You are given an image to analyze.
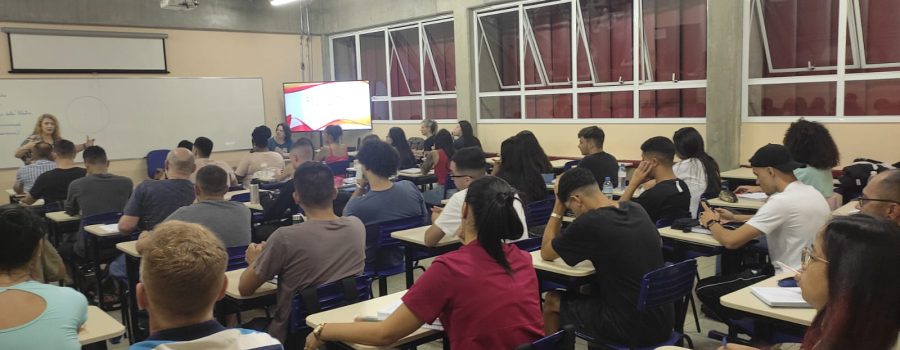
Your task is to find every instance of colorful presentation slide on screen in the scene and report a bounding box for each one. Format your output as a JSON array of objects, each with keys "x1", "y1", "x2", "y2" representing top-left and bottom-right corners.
[{"x1": 284, "y1": 81, "x2": 372, "y2": 131}]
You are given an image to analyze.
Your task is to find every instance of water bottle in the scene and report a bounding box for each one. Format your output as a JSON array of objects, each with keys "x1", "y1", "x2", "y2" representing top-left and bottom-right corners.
[
  {"x1": 617, "y1": 164, "x2": 627, "y2": 190},
  {"x1": 354, "y1": 159, "x2": 363, "y2": 180},
  {"x1": 602, "y1": 177, "x2": 614, "y2": 199},
  {"x1": 250, "y1": 183, "x2": 260, "y2": 204}
]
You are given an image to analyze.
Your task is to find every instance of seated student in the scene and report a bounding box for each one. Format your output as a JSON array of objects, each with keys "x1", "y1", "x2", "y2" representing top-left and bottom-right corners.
[
  {"x1": 262, "y1": 138, "x2": 316, "y2": 222},
  {"x1": 118, "y1": 148, "x2": 197, "y2": 235},
  {"x1": 424, "y1": 147, "x2": 529, "y2": 247},
  {"x1": 618, "y1": 136, "x2": 691, "y2": 224},
  {"x1": 672, "y1": 127, "x2": 721, "y2": 218},
  {"x1": 235, "y1": 126, "x2": 285, "y2": 188},
  {"x1": 137, "y1": 165, "x2": 251, "y2": 252},
  {"x1": 346, "y1": 140, "x2": 427, "y2": 225},
  {"x1": 65, "y1": 146, "x2": 133, "y2": 258},
  {"x1": 304, "y1": 176, "x2": 544, "y2": 349},
  {"x1": 131, "y1": 221, "x2": 282, "y2": 349},
  {"x1": 419, "y1": 118, "x2": 438, "y2": 152},
  {"x1": 314, "y1": 125, "x2": 349, "y2": 164},
  {"x1": 858, "y1": 169, "x2": 900, "y2": 226},
  {"x1": 386, "y1": 127, "x2": 417, "y2": 170},
  {"x1": 493, "y1": 135, "x2": 548, "y2": 203},
  {"x1": 24, "y1": 140, "x2": 87, "y2": 205},
  {"x1": 540, "y1": 168, "x2": 673, "y2": 346},
  {"x1": 517, "y1": 130, "x2": 553, "y2": 174},
  {"x1": 696, "y1": 144, "x2": 831, "y2": 323},
  {"x1": 177, "y1": 139, "x2": 193, "y2": 151},
  {"x1": 191, "y1": 136, "x2": 238, "y2": 188},
  {"x1": 451, "y1": 120, "x2": 482, "y2": 150},
  {"x1": 577, "y1": 126, "x2": 619, "y2": 187},
  {"x1": 239, "y1": 162, "x2": 365, "y2": 342},
  {"x1": 267, "y1": 123, "x2": 293, "y2": 154},
  {"x1": 0, "y1": 204, "x2": 88, "y2": 350},
  {"x1": 13, "y1": 141, "x2": 55, "y2": 195},
  {"x1": 718, "y1": 215, "x2": 900, "y2": 350},
  {"x1": 420, "y1": 129, "x2": 454, "y2": 203}
]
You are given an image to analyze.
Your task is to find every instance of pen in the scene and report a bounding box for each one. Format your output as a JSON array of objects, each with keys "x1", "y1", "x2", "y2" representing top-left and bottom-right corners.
[
  {"x1": 722, "y1": 335, "x2": 728, "y2": 349},
  {"x1": 775, "y1": 261, "x2": 801, "y2": 275}
]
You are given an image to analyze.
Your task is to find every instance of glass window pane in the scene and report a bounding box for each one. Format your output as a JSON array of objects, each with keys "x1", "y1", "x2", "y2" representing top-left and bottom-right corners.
[
  {"x1": 332, "y1": 36, "x2": 357, "y2": 81},
  {"x1": 360, "y1": 32, "x2": 387, "y2": 96},
  {"x1": 480, "y1": 96, "x2": 521, "y2": 119},
  {"x1": 478, "y1": 11, "x2": 520, "y2": 92},
  {"x1": 639, "y1": 88, "x2": 706, "y2": 118},
  {"x1": 578, "y1": 91, "x2": 634, "y2": 118},
  {"x1": 525, "y1": 94, "x2": 573, "y2": 119},
  {"x1": 391, "y1": 100, "x2": 423, "y2": 120},
  {"x1": 372, "y1": 101, "x2": 389, "y2": 121},
  {"x1": 641, "y1": 0, "x2": 707, "y2": 81},
  {"x1": 425, "y1": 98, "x2": 457, "y2": 120},
  {"x1": 578, "y1": 0, "x2": 634, "y2": 86},
  {"x1": 748, "y1": 83, "x2": 836, "y2": 116},
  {"x1": 525, "y1": 3, "x2": 572, "y2": 90},
  {"x1": 389, "y1": 28, "x2": 421, "y2": 97},
  {"x1": 850, "y1": 0, "x2": 900, "y2": 72},
  {"x1": 845, "y1": 79, "x2": 900, "y2": 115},
  {"x1": 424, "y1": 21, "x2": 456, "y2": 93}
]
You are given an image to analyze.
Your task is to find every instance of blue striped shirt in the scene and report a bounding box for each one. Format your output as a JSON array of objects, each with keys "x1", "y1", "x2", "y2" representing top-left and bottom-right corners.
[
  {"x1": 15, "y1": 159, "x2": 56, "y2": 193},
  {"x1": 130, "y1": 320, "x2": 282, "y2": 350}
]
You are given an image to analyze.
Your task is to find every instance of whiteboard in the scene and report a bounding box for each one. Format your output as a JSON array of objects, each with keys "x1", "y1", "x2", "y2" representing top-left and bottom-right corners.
[{"x1": 0, "y1": 78, "x2": 265, "y2": 169}]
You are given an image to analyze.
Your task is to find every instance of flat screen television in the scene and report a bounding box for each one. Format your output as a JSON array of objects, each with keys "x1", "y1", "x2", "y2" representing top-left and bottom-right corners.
[{"x1": 283, "y1": 81, "x2": 372, "y2": 132}]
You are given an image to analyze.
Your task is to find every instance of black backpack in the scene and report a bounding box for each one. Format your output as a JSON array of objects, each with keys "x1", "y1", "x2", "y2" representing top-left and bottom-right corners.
[{"x1": 838, "y1": 159, "x2": 895, "y2": 194}]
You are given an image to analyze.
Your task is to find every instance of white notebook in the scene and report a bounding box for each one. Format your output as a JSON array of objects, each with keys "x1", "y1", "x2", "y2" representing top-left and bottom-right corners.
[
  {"x1": 737, "y1": 192, "x2": 769, "y2": 201},
  {"x1": 750, "y1": 287, "x2": 811, "y2": 308},
  {"x1": 100, "y1": 223, "x2": 120, "y2": 234},
  {"x1": 399, "y1": 168, "x2": 421, "y2": 175}
]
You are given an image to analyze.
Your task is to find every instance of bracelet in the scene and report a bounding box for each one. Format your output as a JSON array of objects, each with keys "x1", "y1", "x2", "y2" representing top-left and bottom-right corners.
[
  {"x1": 550, "y1": 212, "x2": 563, "y2": 219},
  {"x1": 704, "y1": 218, "x2": 720, "y2": 228}
]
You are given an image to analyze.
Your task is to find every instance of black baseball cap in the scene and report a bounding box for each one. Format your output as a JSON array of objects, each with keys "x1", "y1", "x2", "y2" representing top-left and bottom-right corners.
[{"x1": 749, "y1": 144, "x2": 806, "y2": 173}]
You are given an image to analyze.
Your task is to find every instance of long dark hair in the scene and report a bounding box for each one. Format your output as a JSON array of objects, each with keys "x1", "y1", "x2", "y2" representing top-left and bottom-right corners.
[
  {"x1": 388, "y1": 127, "x2": 415, "y2": 166},
  {"x1": 433, "y1": 129, "x2": 455, "y2": 160},
  {"x1": 276, "y1": 122, "x2": 293, "y2": 143},
  {"x1": 802, "y1": 214, "x2": 900, "y2": 350},
  {"x1": 673, "y1": 127, "x2": 721, "y2": 197},
  {"x1": 0, "y1": 204, "x2": 44, "y2": 271},
  {"x1": 457, "y1": 121, "x2": 480, "y2": 149},
  {"x1": 784, "y1": 119, "x2": 840, "y2": 169},
  {"x1": 516, "y1": 130, "x2": 552, "y2": 173},
  {"x1": 464, "y1": 176, "x2": 524, "y2": 273},
  {"x1": 497, "y1": 136, "x2": 547, "y2": 203}
]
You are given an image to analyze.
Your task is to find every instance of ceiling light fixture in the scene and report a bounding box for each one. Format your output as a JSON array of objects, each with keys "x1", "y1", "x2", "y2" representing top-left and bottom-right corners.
[{"x1": 270, "y1": 0, "x2": 301, "y2": 6}]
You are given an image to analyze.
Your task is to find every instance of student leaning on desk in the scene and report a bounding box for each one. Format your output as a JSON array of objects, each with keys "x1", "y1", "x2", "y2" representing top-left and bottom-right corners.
[{"x1": 718, "y1": 215, "x2": 900, "y2": 350}]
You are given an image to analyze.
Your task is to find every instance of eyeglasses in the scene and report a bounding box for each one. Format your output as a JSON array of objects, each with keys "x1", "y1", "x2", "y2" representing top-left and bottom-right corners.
[
  {"x1": 858, "y1": 195, "x2": 900, "y2": 207},
  {"x1": 801, "y1": 246, "x2": 829, "y2": 267},
  {"x1": 449, "y1": 174, "x2": 470, "y2": 180}
]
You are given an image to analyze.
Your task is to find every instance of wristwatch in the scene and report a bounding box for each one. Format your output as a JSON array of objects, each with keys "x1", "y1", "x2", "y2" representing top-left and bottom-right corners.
[
  {"x1": 550, "y1": 212, "x2": 563, "y2": 219},
  {"x1": 704, "y1": 218, "x2": 720, "y2": 229}
]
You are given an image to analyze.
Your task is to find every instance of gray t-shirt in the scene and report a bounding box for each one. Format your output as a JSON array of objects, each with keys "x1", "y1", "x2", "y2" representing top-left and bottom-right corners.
[
  {"x1": 123, "y1": 179, "x2": 196, "y2": 231},
  {"x1": 343, "y1": 180, "x2": 427, "y2": 225},
  {"x1": 166, "y1": 200, "x2": 251, "y2": 248},
  {"x1": 253, "y1": 217, "x2": 365, "y2": 342},
  {"x1": 65, "y1": 173, "x2": 134, "y2": 217}
]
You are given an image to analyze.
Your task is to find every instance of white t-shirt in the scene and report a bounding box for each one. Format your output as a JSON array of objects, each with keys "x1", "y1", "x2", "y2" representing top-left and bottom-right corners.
[
  {"x1": 673, "y1": 158, "x2": 707, "y2": 219},
  {"x1": 434, "y1": 188, "x2": 529, "y2": 241},
  {"x1": 746, "y1": 181, "x2": 831, "y2": 272},
  {"x1": 234, "y1": 151, "x2": 285, "y2": 187}
]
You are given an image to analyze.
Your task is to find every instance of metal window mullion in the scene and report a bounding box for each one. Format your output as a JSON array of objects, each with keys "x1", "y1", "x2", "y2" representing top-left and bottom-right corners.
[
  {"x1": 632, "y1": 0, "x2": 641, "y2": 119},
  {"x1": 354, "y1": 34, "x2": 362, "y2": 80},
  {"x1": 847, "y1": 0, "x2": 863, "y2": 68},
  {"x1": 422, "y1": 25, "x2": 445, "y2": 93},
  {"x1": 836, "y1": 0, "x2": 849, "y2": 118},
  {"x1": 575, "y1": 0, "x2": 600, "y2": 85},
  {"x1": 742, "y1": 0, "x2": 753, "y2": 121},
  {"x1": 418, "y1": 24, "x2": 426, "y2": 119},
  {"x1": 519, "y1": 4, "x2": 527, "y2": 120},
  {"x1": 572, "y1": 0, "x2": 579, "y2": 119},
  {"x1": 478, "y1": 16, "x2": 512, "y2": 91},
  {"x1": 388, "y1": 32, "x2": 416, "y2": 98},
  {"x1": 475, "y1": 14, "x2": 482, "y2": 122},
  {"x1": 384, "y1": 29, "x2": 393, "y2": 120},
  {"x1": 753, "y1": 0, "x2": 779, "y2": 74}
]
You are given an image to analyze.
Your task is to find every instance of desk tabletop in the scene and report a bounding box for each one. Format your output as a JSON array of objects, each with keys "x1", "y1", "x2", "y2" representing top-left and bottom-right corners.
[
  {"x1": 46, "y1": 211, "x2": 81, "y2": 223},
  {"x1": 224, "y1": 189, "x2": 271, "y2": 200},
  {"x1": 550, "y1": 159, "x2": 572, "y2": 169},
  {"x1": 397, "y1": 170, "x2": 435, "y2": 179},
  {"x1": 708, "y1": 197, "x2": 765, "y2": 210},
  {"x1": 655, "y1": 347, "x2": 691, "y2": 350},
  {"x1": 721, "y1": 167, "x2": 756, "y2": 180},
  {"x1": 224, "y1": 268, "x2": 277, "y2": 300},
  {"x1": 79, "y1": 306, "x2": 125, "y2": 345},
  {"x1": 115, "y1": 240, "x2": 140, "y2": 258},
  {"x1": 391, "y1": 226, "x2": 461, "y2": 248},
  {"x1": 243, "y1": 202, "x2": 263, "y2": 211},
  {"x1": 720, "y1": 273, "x2": 815, "y2": 326},
  {"x1": 6, "y1": 188, "x2": 23, "y2": 197},
  {"x1": 530, "y1": 251, "x2": 595, "y2": 277},
  {"x1": 84, "y1": 224, "x2": 122, "y2": 237},
  {"x1": 832, "y1": 201, "x2": 859, "y2": 216},
  {"x1": 658, "y1": 227, "x2": 722, "y2": 247},
  {"x1": 305, "y1": 291, "x2": 441, "y2": 350}
]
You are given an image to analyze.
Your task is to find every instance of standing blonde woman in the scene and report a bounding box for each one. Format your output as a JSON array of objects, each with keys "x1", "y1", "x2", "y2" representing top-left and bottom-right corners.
[{"x1": 14, "y1": 114, "x2": 94, "y2": 163}]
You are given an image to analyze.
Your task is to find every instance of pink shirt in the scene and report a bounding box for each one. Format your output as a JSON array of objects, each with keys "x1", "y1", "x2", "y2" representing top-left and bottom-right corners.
[{"x1": 402, "y1": 241, "x2": 544, "y2": 349}]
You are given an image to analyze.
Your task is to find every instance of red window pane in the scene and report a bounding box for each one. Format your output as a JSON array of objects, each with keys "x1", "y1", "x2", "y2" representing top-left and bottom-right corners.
[
  {"x1": 425, "y1": 99, "x2": 457, "y2": 120},
  {"x1": 748, "y1": 83, "x2": 837, "y2": 117},
  {"x1": 578, "y1": 91, "x2": 634, "y2": 118},
  {"x1": 480, "y1": 96, "x2": 521, "y2": 119},
  {"x1": 845, "y1": 79, "x2": 900, "y2": 116},
  {"x1": 391, "y1": 100, "x2": 423, "y2": 120},
  {"x1": 333, "y1": 36, "x2": 357, "y2": 81},
  {"x1": 578, "y1": 0, "x2": 634, "y2": 85},
  {"x1": 424, "y1": 21, "x2": 456, "y2": 93},
  {"x1": 360, "y1": 32, "x2": 387, "y2": 96},
  {"x1": 525, "y1": 94, "x2": 573, "y2": 119},
  {"x1": 389, "y1": 28, "x2": 421, "y2": 97},
  {"x1": 372, "y1": 101, "x2": 389, "y2": 121},
  {"x1": 525, "y1": 3, "x2": 572, "y2": 90},
  {"x1": 478, "y1": 11, "x2": 520, "y2": 92},
  {"x1": 642, "y1": 0, "x2": 707, "y2": 81},
  {"x1": 639, "y1": 88, "x2": 705, "y2": 118}
]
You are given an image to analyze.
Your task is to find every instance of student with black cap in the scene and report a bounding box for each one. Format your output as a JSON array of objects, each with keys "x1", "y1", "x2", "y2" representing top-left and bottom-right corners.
[{"x1": 695, "y1": 143, "x2": 831, "y2": 323}]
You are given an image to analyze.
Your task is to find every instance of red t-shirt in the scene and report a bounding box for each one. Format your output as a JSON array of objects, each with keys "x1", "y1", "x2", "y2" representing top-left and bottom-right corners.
[{"x1": 401, "y1": 241, "x2": 544, "y2": 349}]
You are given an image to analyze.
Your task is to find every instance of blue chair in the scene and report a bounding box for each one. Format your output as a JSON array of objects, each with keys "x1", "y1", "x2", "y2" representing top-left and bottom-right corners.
[
  {"x1": 562, "y1": 160, "x2": 579, "y2": 171},
  {"x1": 364, "y1": 216, "x2": 425, "y2": 296},
  {"x1": 525, "y1": 196, "x2": 556, "y2": 229},
  {"x1": 517, "y1": 324, "x2": 576, "y2": 350},
  {"x1": 442, "y1": 172, "x2": 457, "y2": 199},
  {"x1": 229, "y1": 192, "x2": 251, "y2": 202},
  {"x1": 580, "y1": 259, "x2": 697, "y2": 350},
  {"x1": 327, "y1": 160, "x2": 351, "y2": 177},
  {"x1": 145, "y1": 149, "x2": 169, "y2": 179},
  {"x1": 287, "y1": 275, "x2": 371, "y2": 346},
  {"x1": 226, "y1": 246, "x2": 249, "y2": 271},
  {"x1": 42, "y1": 200, "x2": 64, "y2": 213},
  {"x1": 514, "y1": 237, "x2": 543, "y2": 252}
]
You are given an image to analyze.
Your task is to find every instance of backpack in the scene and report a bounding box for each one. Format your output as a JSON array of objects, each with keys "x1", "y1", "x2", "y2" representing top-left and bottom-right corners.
[{"x1": 838, "y1": 159, "x2": 895, "y2": 194}]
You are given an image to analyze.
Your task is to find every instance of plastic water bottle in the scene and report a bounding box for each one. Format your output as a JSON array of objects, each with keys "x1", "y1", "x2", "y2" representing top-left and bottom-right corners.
[
  {"x1": 602, "y1": 177, "x2": 614, "y2": 199},
  {"x1": 250, "y1": 184, "x2": 260, "y2": 204},
  {"x1": 617, "y1": 164, "x2": 627, "y2": 190}
]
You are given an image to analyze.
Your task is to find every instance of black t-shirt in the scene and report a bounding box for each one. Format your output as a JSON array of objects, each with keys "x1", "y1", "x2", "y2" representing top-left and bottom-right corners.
[
  {"x1": 578, "y1": 151, "x2": 619, "y2": 187},
  {"x1": 453, "y1": 137, "x2": 482, "y2": 150},
  {"x1": 423, "y1": 136, "x2": 435, "y2": 151},
  {"x1": 30, "y1": 167, "x2": 87, "y2": 203},
  {"x1": 632, "y1": 179, "x2": 691, "y2": 224},
  {"x1": 552, "y1": 201, "x2": 673, "y2": 341}
]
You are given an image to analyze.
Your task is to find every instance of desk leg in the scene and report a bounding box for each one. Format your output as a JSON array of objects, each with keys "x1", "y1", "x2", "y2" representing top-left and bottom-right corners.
[
  {"x1": 404, "y1": 244, "x2": 415, "y2": 289},
  {"x1": 124, "y1": 255, "x2": 143, "y2": 343},
  {"x1": 91, "y1": 235, "x2": 105, "y2": 309}
]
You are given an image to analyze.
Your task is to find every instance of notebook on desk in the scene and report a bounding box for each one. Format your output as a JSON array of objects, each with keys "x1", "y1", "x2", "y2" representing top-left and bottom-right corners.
[
  {"x1": 399, "y1": 168, "x2": 421, "y2": 175},
  {"x1": 750, "y1": 287, "x2": 811, "y2": 308}
]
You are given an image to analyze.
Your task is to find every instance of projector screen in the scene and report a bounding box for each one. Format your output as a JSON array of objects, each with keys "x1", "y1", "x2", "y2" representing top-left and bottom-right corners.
[{"x1": 284, "y1": 81, "x2": 372, "y2": 131}]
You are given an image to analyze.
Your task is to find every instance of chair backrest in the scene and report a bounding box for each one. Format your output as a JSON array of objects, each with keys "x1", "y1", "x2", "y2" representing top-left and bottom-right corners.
[
  {"x1": 226, "y1": 245, "x2": 249, "y2": 271},
  {"x1": 327, "y1": 160, "x2": 351, "y2": 177},
  {"x1": 407, "y1": 137, "x2": 425, "y2": 151},
  {"x1": 229, "y1": 192, "x2": 251, "y2": 203},
  {"x1": 42, "y1": 200, "x2": 64, "y2": 214},
  {"x1": 442, "y1": 173, "x2": 457, "y2": 198},
  {"x1": 289, "y1": 275, "x2": 371, "y2": 334},
  {"x1": 637, "y1": 259, "x2": 697, "y2": 312},
  {"x1": 562, "y1": 160, "x2": 579, "y2": 171},
  {"x1": 81, "y1": 212, "x2": 123, "y2": 227},
  {"x1": 525, "y1": 196, "x2": 555, "y2": 228},
  {"x1": 515, "y1": 324, "x2": 576, "y2": 350},
  {"x1": 655, "y1": 217, "x2": 675, "y2": 228},
  {"x1": 363, "y1": 216, "x2": 425, "y2": 272},
  {"x1": 145, "y1": 149, "x2": 170, "y2": 179},
  {"x1": 512, "y1": 237, "x2": 542, "y2": 252}
]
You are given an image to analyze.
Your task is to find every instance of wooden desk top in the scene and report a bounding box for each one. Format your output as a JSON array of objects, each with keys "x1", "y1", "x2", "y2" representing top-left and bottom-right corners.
[
  {"x1": 6, "y1": 188, "x2": 23, "y2": 197},
  {"x1": 224, "y1": 189, "x2": 270, "y2": 200},
  {"x1": 530, "y1": 251, "x2": 595, "y2": 277},
  {"x1": 721, "y1": 167, "x2": 756, "y2": 180},
  {"x1": 658, "y1": 227, "x2": 722, "y2": 247},
  {"x1": 224, "y1": 268, "x2": 277, "y2": 300},
  {"x1": 46, "y1": 211, "x2": 81, "y2": 223},
  {"x1": 115, "y1": 240, "x2": 140, "y2": 258},
  {"x1": 397, "y1": 170, "x2": 435, "y2": 179},
  {"x1": 720, "y1": 273, "x2": 816, "y2": 326},
  {"x1": 550, "y1": 159, "x2": 571, "y2": 169},
  {"x1": 84, "y1": 224, "x2": 122, "y2": 237},
  {"x1": 244, "y1": 202, "x2": 263, "y2": 211},
  {"x1": 832, "y1": 201, "x2": 859, "y2": 216},
  {"x1": 79, "y1": 306, "x2": 125, "y2": 345},
  {"x1": 305, "y1": 291, "x2": 441, "y2": 350},
  {"x1": 708, "y1": 197, "x2": 765, "y2": 210},
  {"x1": 391, "y1": 226, "x2": 461, "y2": 248}
]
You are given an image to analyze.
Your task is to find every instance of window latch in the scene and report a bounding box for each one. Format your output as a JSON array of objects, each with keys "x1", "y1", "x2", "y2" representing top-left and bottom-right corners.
[
  {"x1": 807, "y1": 61, "x2": 815, "y2": 71},
  {"x1": 671, "y1": 73, "x2": 678, "y2": 83},
  {"x1": 618, "y1": 76, "x2": 624, "y2": 85}
]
